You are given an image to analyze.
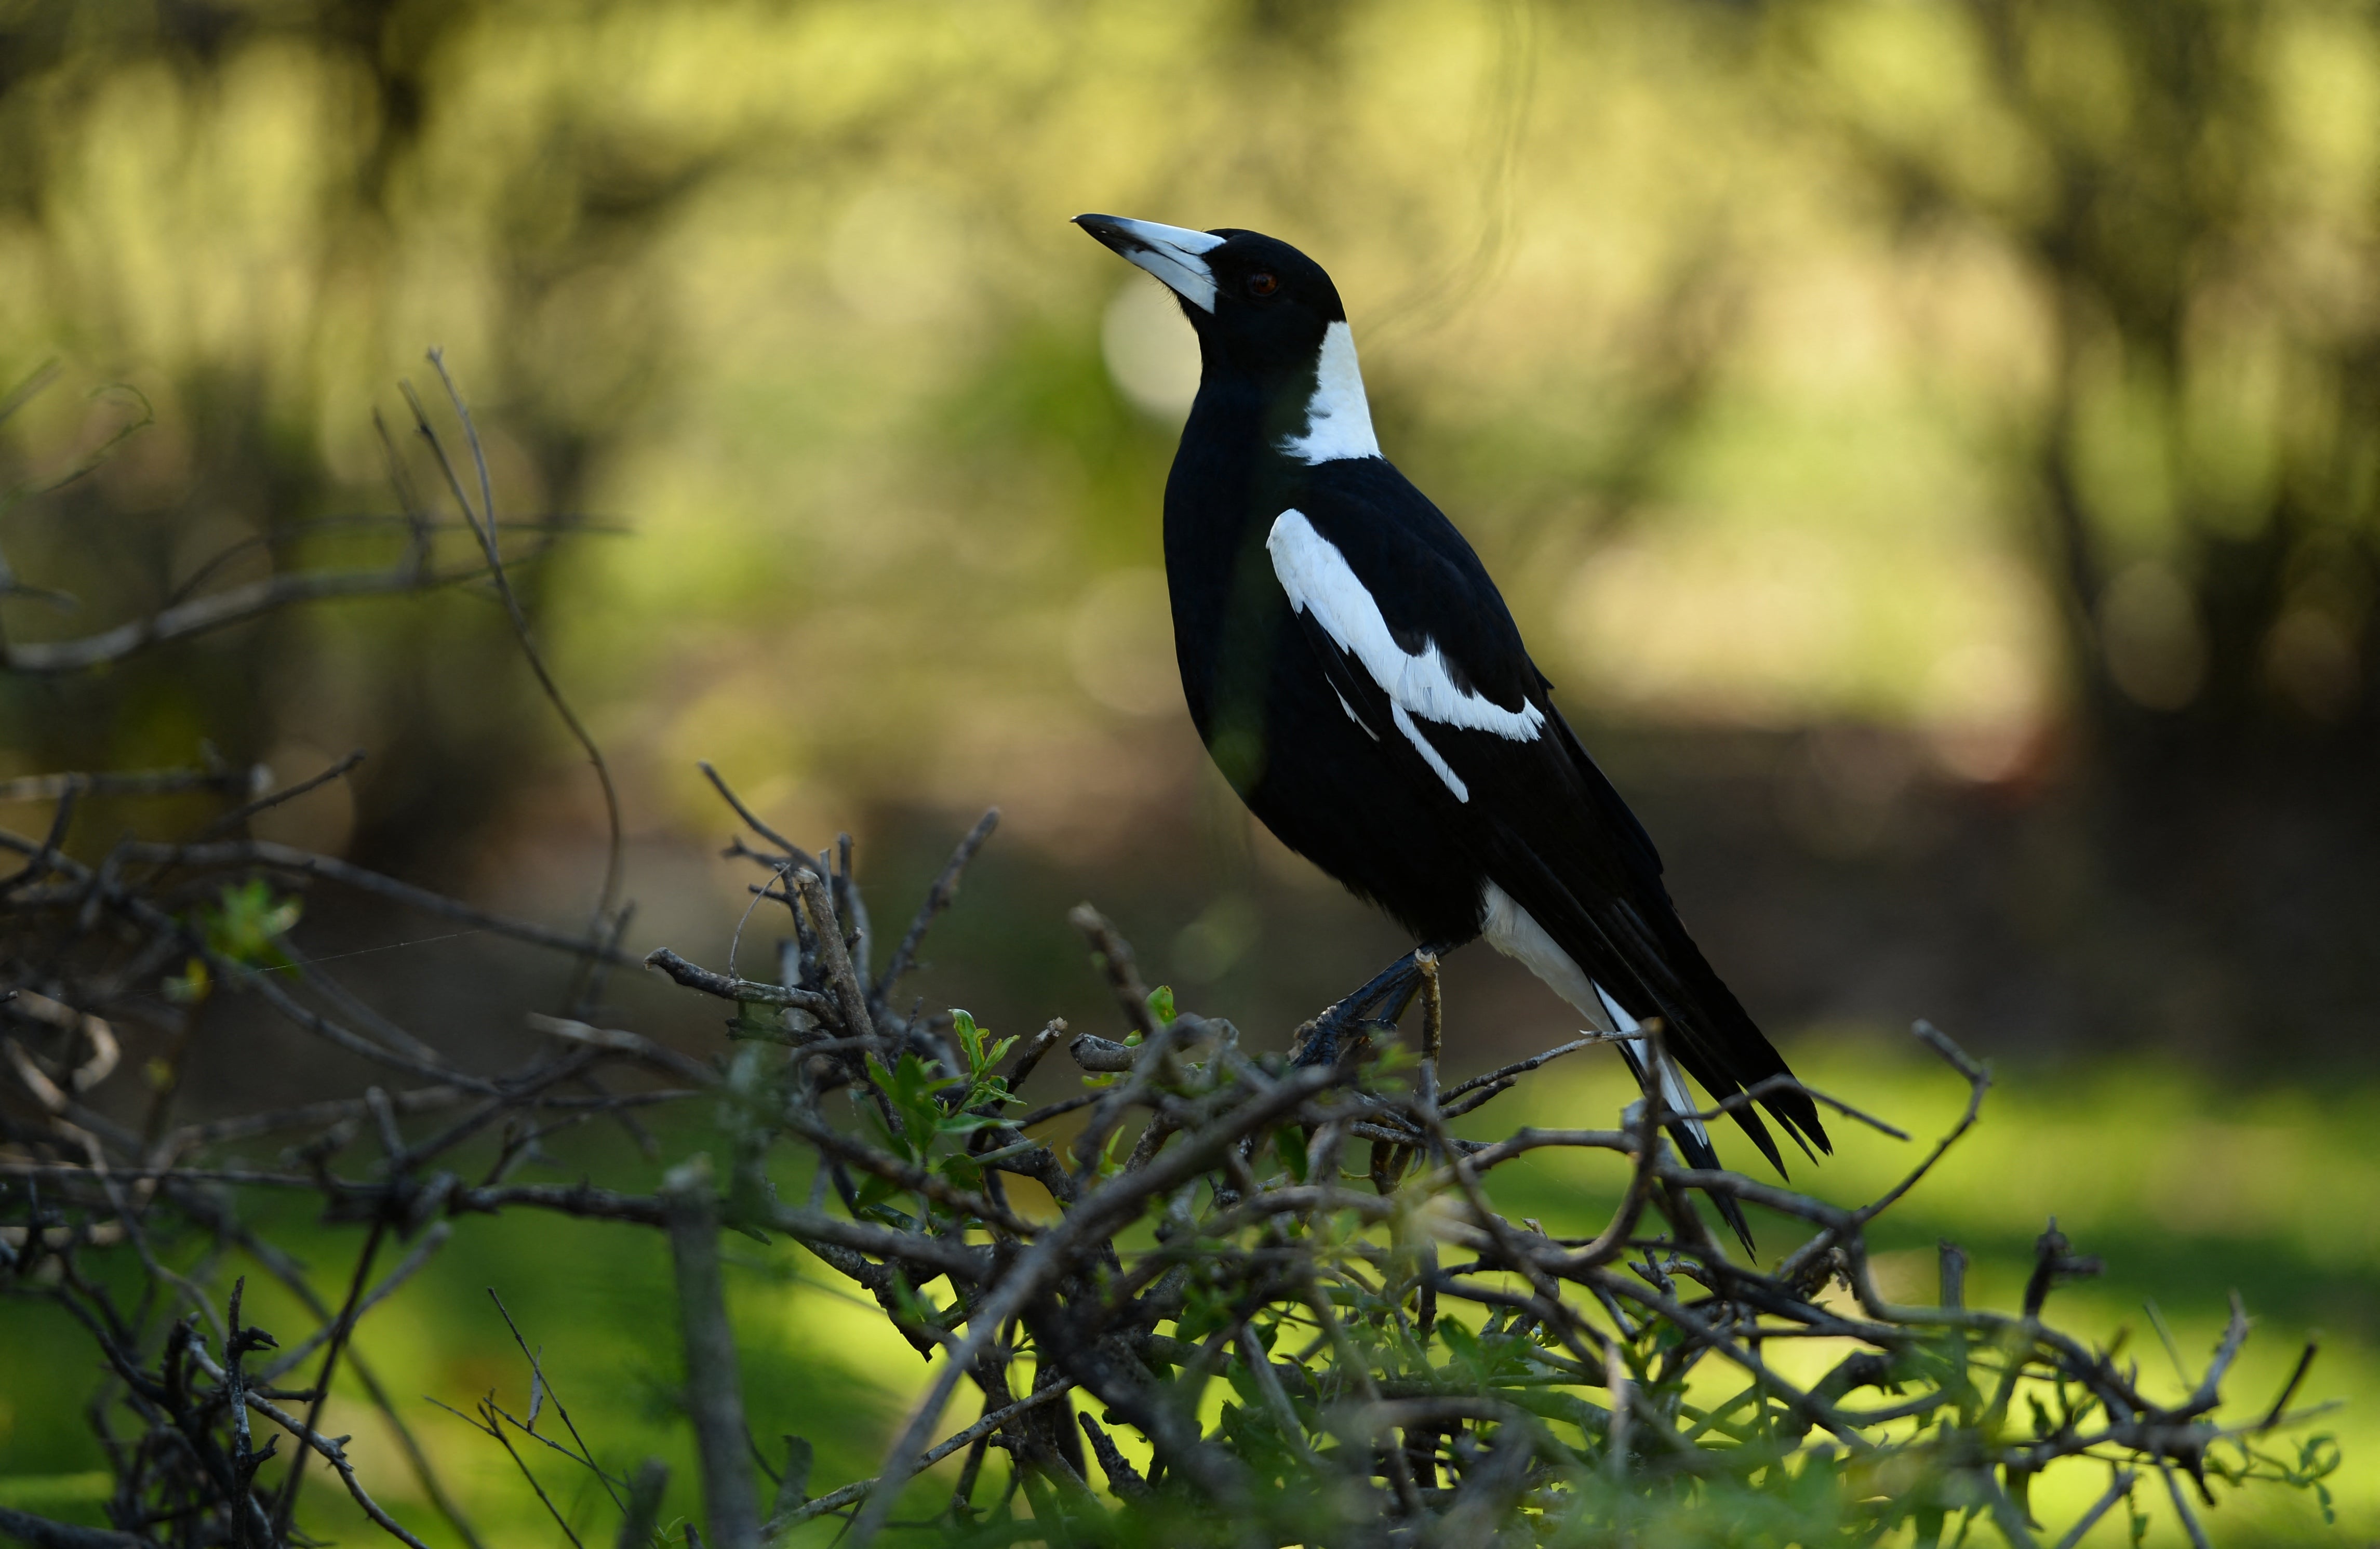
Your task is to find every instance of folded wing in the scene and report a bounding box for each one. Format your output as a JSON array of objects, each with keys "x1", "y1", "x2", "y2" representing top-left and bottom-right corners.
[{"x1": 1266, "y1": 489, "x2": 1830, "y2": 1171}]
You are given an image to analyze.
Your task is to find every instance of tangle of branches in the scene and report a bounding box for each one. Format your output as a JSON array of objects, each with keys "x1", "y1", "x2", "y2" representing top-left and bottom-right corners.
[{"x1": 0, "y1": 366, "x2": 2339, "y2": 1549}]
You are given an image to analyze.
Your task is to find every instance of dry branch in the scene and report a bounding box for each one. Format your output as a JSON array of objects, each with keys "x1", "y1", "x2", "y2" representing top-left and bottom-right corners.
[{"x1": 0, "y1": 373, "x2": 2335, "y2": 1547}]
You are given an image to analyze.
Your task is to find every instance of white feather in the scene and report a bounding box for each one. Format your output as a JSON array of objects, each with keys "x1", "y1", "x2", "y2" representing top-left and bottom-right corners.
[
  {"x1": 1331, "y1": 687, "x2": 1379, "y2": 740},
  {"x1": 1480, "y1": 882, "x2": 1713, "y2": 1151},
  {"x1": 1279, "y1": 321, "x2": 1382, "y2": 464},
  {"x1": 1390, "y1": 703, "x2": 1467, "y2": 800},
  {"x1": 1267, "y1": 509, "x2": 1544, "y2": 802}
]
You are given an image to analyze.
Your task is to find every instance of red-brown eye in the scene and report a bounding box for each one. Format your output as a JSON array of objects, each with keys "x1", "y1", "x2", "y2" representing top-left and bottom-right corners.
[{"x1": 1247, "y1": 272, "x2": 1279, "y2": 298}]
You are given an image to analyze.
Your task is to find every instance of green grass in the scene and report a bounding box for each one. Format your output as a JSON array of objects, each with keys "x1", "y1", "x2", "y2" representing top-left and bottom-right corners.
[{"x1": 2, "y1": 1033, "x2": 2366, "y2": 1545}]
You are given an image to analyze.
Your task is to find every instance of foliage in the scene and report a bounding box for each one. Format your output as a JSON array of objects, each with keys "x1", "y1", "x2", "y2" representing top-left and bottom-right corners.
[
  {"x1": 635, "y1": 850, "x2": 2334, "y2": 1548},
  {"x1": 0, "y1": 729, "x2": 2344, "y2": 1546}
]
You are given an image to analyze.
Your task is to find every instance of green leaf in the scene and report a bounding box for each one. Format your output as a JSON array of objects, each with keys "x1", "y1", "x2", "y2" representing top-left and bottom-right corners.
[
  {"x1": 1273, "y1": 1125, "x2": 1309, "y2": 1183},
  {"x1": 1176, "y1": 1283, "x2": 1229, "y2": 1344},
  {"x1": 162, "y1": 958, "x2": 210, "y2": 1005},
  {"x1": 194, "y1": 878, "x2": 303, "y2": 973},
  {"x1": 2025, "y1": 1393, "x2": 2052, "y2": 1438},
  {"x1": 1146, "y1": 984, "x2": 1175, "y2": 1025},
  {"x1": 1097, "y1": 1123, "x2": 1129, "y2": 1179},
  {"x1": 728, "y1": 1002, "x2": 784, "y2": 1041}
]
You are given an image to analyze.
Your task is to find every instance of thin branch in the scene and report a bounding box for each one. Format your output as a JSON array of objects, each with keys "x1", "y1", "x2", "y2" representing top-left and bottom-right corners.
[
  {"x1": 874, "y1": 808, "x2": 999, "y2": 1002},
  {"x1": 197, "y1": 749, "x2": 366, "y2": 841},
  {"x1": 7, "y1": 832, "x2": 634, "y2": 965},
  {"x1": 663, "y1": 1157, "x2": 761, "y2": 1549},
  {"x1": 411, "y1": 354, "x2": 624, "y2": 933},
  {"x1": 2, "y1": 563, "x2": 494, "y2": 674},
  {"x1": 642, "y1": 946, "x2": 839, "y2": 1019},
  {"x1": 762, "y1": 1382, "x2": 1078, "y2": 1534}
]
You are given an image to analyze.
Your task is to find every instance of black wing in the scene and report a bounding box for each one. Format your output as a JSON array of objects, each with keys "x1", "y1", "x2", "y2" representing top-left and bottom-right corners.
[{"x1": 1273, "y1": 468, "x2": 1830, "y2": 1170}]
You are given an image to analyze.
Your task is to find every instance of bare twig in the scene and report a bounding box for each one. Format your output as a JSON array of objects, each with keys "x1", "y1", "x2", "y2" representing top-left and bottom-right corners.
[
  {"x1": 875, "y1": 807, "x2": 999, "y2": 1001},
  {"x1": 663, "y1": 1156, "x2": 763, "y2": 1549},
  {"x1": 2, "y1": 564, "x2": 497, "y2": 674},
  {"x1": 411, "y1": 354, "x2": 624, "y2": 933}
]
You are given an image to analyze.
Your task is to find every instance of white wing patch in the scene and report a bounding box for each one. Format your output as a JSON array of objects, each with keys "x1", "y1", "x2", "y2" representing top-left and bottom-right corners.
[
  {"x1": 1268, "y1": 508, "x2": 1544, "y2": 803},
  {"x1": 1390, "y1": 703, "x2": 1467, "y2": 800},
  {"x1": 1278, "y1": 322, "x2": 1382, "y2": 463}
]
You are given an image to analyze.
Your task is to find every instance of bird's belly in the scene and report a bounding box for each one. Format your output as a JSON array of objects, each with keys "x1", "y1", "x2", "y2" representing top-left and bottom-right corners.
[{"x1": 1228, "y1": 658, "x2": 1490, "y2": 945}]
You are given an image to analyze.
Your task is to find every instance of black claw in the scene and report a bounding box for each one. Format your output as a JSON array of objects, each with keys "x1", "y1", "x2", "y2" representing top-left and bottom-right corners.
[{"x1": 1290, "y1": 943, "x2": 1455, "y2": 1067}]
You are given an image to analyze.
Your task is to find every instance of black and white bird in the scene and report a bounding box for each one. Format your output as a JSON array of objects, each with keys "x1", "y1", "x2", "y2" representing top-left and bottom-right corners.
[{"x1": 1075, "y1": 213, "x2": 1830, "y2": 1243}]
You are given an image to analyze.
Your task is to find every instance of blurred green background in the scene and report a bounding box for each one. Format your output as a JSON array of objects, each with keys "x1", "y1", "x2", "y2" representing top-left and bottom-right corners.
[{"x1": 2, "y1": 0, "x2": 2375, "y2": 1542}]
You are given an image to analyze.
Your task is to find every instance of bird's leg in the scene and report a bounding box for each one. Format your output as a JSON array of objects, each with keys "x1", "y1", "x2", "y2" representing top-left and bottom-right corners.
[
  {"x1": 1290, "y1": 950, "x2": 1417, "y2": 1067},
  {"x1": 1290, "y1": 941, "x2": 1459, "y2": 1067}
]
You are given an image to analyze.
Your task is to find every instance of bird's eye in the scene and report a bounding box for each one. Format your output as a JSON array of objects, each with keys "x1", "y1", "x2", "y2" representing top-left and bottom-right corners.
[{"x1": 1246, "y1": 271, "x2": 1279, "y2": 298}]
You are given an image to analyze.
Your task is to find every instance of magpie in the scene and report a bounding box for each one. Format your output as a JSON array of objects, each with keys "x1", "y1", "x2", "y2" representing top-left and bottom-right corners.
[{"x1": 1073, "y1": 213, "x2": 1830, "y2": 1248}]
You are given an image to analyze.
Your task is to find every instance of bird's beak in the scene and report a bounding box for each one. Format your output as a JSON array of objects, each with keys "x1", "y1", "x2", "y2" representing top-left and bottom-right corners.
[{"x1": 1074, "y1": 213, "x2": 1224, "y2": 313}]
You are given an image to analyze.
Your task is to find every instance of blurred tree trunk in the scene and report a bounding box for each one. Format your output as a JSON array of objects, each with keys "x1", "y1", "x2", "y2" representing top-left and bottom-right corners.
[
  {"x1": 1787, "y1": 0, "x2": 2380, "y2": 1051},
  {"x1": 0, "y1": 1, "x2": 710, "y2": 885}
]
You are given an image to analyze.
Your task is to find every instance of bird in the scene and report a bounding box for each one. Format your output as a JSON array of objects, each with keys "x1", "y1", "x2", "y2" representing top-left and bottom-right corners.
[{"x1": 1073, "y1": 213, "x2": 1830, "y2": 1248}]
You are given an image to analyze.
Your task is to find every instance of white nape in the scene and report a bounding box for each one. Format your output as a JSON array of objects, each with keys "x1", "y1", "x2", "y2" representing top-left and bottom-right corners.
[
  {"x1": 1279, "y1": 321, "x2": 1382, "y2": 463},
  {"x1": 1267, "y1": 508, "x2": 1545, "y2": 802},
  {"x1": 1478, "y1": 882, "x2": 1714, "y2": 1151},
  {"x1": 1107, "y1": 217, "x2": 1225, "y2": 314}
]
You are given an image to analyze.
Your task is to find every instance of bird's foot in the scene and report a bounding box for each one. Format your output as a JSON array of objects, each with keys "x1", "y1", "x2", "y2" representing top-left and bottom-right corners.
[{"x1": 1289, "y1": 942, "x2": 1456, "y2": 1068}]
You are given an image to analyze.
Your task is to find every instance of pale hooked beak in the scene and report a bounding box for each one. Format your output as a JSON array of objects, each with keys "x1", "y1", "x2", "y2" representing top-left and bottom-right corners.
[{"x1": 1073, "y1": 213, "x2": 1225, "y2": 313}]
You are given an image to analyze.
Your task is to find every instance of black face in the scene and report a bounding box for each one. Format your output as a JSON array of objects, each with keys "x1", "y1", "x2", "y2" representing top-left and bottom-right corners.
[
  {"x1": 1075, "y1": 215, "x2": 1348, "y2": 386},
  {"x1": 1189, "y1": 229, "x2": 1347, "y2": 380}
]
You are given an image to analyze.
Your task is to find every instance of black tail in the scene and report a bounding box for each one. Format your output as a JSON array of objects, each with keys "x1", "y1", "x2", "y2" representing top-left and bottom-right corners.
[
  {"x1": 1615, "y1": 1038, "x2": 1758, "y2": 1257},
  {"x1": 1516, "y1": 708, "x2": 1834, "y2": 1174}
]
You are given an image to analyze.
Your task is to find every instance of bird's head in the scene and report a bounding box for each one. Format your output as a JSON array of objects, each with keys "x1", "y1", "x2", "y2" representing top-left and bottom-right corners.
[
  {"x1": 1074, "y1": 214, "x2": 1379, "y2": 462},
  {"x1": 1074, "y1": 215, "x2": 1346, "y2": 377}
]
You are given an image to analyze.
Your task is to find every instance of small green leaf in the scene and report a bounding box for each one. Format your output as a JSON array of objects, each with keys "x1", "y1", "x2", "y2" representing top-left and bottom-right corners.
[
  {"x1": 1273, "y1": 1125, "x2": 1309, "y2": 1183},
  {"x1": 162, "y1": 958, "x2": 210, "y2": 1005},
  {"x1": 1098, "y1": 1124, "x2": 1129, "y2": 1179},
  {"x1": 1146, "y1": 984, "x2": 1175, "y2": 1025},
  {"x1": 194, "y1": 879, "x2": 303, "y2": 973}
]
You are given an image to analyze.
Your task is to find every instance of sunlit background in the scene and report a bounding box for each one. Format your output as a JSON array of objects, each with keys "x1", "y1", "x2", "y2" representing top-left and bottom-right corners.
[{"x1": 3, "y1": 1, "x2": 2376, "y2": 1542}]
